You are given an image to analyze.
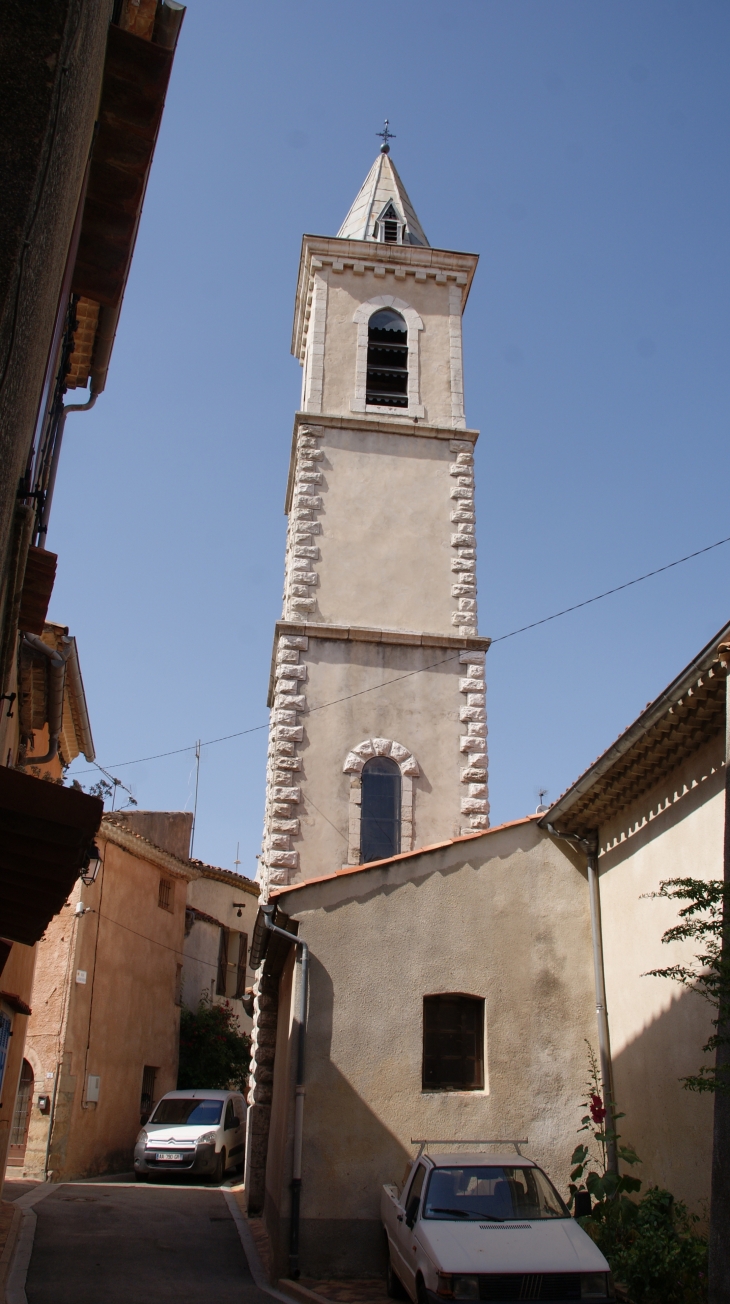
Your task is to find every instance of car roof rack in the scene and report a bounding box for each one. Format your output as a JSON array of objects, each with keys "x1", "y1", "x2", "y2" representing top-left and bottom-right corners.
[{"x1": 410, "y1": 1139, "x2": 529, "y2": 1160}]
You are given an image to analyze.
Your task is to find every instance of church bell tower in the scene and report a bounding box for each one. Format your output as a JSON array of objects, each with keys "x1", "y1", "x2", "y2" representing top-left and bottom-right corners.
[{"x1": 259, "y1": 145, "x2": 489, "y2": 892}]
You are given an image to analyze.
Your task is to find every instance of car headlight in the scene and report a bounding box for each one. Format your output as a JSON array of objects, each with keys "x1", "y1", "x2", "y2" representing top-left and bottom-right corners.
[
  {"x1": 136, "y1": 1129, "x2": 147, "y2": 1145},
  {"x1": 197, "y1": 1131, "x2": 216, "y2": 1145},
  {"x1": 581, "y1": 1275, "x2": 612, "y2": 1300},
  {"x1": 452, "y1": 1278, "x2": 479, "y2": 1300}
]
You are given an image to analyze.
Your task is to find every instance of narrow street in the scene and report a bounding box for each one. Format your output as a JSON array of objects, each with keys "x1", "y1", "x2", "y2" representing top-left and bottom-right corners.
[{"x1": 3, "y1": 1178, "x2": 270, "y2": 1304}]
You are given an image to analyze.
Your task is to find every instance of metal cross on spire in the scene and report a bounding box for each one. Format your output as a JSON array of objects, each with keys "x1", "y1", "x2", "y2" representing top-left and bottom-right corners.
[{"x1": 377, "y1": 119, "x2": 396, "y2": 154}]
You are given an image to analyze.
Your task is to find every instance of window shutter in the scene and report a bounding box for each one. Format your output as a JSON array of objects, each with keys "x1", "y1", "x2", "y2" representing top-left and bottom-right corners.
[
  {"x1": 235, "y1": 933, "x2": 248, "y2": 999},
  {"x1": 216, "y1": 927, "x2": 229, "y2": 996}
]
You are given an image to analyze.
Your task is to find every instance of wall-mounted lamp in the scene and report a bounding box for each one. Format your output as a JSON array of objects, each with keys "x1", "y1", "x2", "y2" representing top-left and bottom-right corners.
[
  {"x1": 80, "y1": 843, "x2": 102, "y2": 887},
  {"x1": 232, "y1": 903, "x2": 247, "y2": 918}
]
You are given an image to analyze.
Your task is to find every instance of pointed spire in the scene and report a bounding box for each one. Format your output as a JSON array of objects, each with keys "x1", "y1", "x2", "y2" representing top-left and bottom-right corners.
[{"x1": 337, "y1": 151, "x2": 429, "y2": 247}]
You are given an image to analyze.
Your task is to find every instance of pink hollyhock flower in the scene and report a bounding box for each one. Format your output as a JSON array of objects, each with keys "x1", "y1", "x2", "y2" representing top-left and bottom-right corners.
[{"x1": 590, "y1": 1094, "x2": 607, "y2": 1124}]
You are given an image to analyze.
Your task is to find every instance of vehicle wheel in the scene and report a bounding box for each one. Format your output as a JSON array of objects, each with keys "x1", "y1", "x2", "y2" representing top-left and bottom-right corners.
[
  {"x1": 135, "y1": 1171, "x2": 148, "y2": 1183},
  {"x1": 213, "y1": 1147, "x2": 227, "y2": 1184},
  {"x1": 415, "y1": 1275, "x2": 429, "y2": 1304},
  {"x1": 387, "y1": 1258, "x2": 407, "y2": 1299}
]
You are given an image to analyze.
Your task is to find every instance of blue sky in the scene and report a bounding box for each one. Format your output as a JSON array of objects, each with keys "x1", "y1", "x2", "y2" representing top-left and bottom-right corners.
[{"x1": 51, "y1": 0, "x2": 730, "y2": 875}]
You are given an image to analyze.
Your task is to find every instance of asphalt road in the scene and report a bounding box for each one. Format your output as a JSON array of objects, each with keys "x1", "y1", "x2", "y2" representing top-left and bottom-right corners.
[{"x1": 21, "y1": 1181, "x2": 269, "y2": 1304}]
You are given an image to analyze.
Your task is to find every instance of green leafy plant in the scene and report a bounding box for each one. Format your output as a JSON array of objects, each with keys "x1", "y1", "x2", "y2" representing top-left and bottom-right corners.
[
  {"x1": 644, "y1": 878, "x2": 730, "y2": 1095},
  {"x1": 177, "y1": 997, "x2": 250, "y2": 1092},
  {"x1": 568, "y1": 1045, "x2": 708, "y2": 1303},
  {"x1": 568, "y1": 1042, "x2": 641, "y2": 1209}
]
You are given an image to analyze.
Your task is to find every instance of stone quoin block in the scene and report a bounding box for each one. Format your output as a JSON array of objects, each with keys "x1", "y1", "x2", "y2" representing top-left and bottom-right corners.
[
  {"x1": 275, "y1": 757, "x2": 301, "y2": 770},
  {"x1": 451, "y1": 509, "x2": 475, "y2": 523},
  {"x1": 275, "y1": 726, "x2": 304, "y2": 740},
  {"x1": 291, "y1": 571, "x2": 318, "y2": 586},
  {"x1": 280, "y1": 635, "x2": 308, "y2": 650},
  {"x1": 459, "y1": 678, "x2": 483, "y2": 693},
  {"x1": 271, "y1": 818, "x2": 300, "y2": 834},
  {"x1": 451, "y1": 558, "x2": 476, "y2": 572},
  {"x1": 267, "y1": 850, "x2": 299, "y2": 869},
  {"x1": 293, "y1": 546, "x2": 320, "y2": 560},
  {"x1": 275, "y1": 740, "x2": 295, "y2": 755},
  {"x1": 274, "y1": 694, "x2": 307, "y2": 712},
  {"x1": 275, "y1": 680, "x2": 300, "y2": 694},
  {"x1": 459, "y1": 649, "x2": 485, "y2": 663},
  {"x1": 277, "y1": 648, "x2": 299, "y2": 664},
  {"x1": 450, "y1": 487, "x2": 474, "y2": 501},
  {"x1": 458, "y1": 599, "x2": 477, "y2": 612},
  {"x1": 297, "y1": 470, "x2": 322, "y2": 484},
  {"x1": 273, "y1": 710, "x2": 297, "y2": 725},
  {"x1": 268, "y1": 834, "x2": 291, "y2": 851},
  {"x1": 451, "y1": 533, "x2": 474, "y2": 547},
  {"x1": 451, "y1": 584, "x2": 476, "y2": 598},
  {"x1": 460, "y1": 735, "x2": 485, "y2": 752},
  {"x1": 468, "y1": 783, "x2": 487, "y2": 797},
  {"x1": 460, "y1": 706, "x2": 486, "y2": 722},
  {"x1": 467, "y1": 754, "x2": 487, "y2": 768},
  {"x1": 467, "y1": 693, "x2": 486, "y2": 708},
  {"x1": 461, "y1": 767, "x2": 487, "y2": 783},
  {"x1": 276, "y1": 663, "x2": 307, "y2": 680},
  {"x1": 289, "y1": 598, "x2": 316, "y2": 612},
  {"x1": 271, "y1": 787, "x2": 301, "y2": 803},
  {"x1": 466, "y1": 663, "x2": 484, "y2": 678},
  {"x1": 461, "y1": 797, "x2": 488, "y2": 814}
]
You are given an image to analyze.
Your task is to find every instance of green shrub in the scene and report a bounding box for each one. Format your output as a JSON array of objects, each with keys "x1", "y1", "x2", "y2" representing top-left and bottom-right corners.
[
  {"x1": 177, "y1": 998, "x2": 250, "y2": 1092},
  {"x1": 580, "y1": 1187, "x2": 707, "y2": 1304}
]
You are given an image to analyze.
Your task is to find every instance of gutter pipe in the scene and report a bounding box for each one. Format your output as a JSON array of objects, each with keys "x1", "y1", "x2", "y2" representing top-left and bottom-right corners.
[
  {"x1": 18, "y1": 632, "x2": 74, "y2": 765},
  {"x1": 36, "y1": 388, "x2": 97, "y2": 550},
  {"x1": 545, "y1": 823, "x2": 618, "y2": 1175},
  {"x1": 261, "y1": 902, "x2": 309, "y2": 1280}
]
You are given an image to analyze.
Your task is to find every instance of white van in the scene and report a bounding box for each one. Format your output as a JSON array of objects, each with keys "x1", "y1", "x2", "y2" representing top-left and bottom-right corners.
[
  {"x1": 382, "y1": 1150, "x2": 614, "y2": 1303},
  {"x1": 134, "y1": 1089, "x2": 246, "y2": 1183}
]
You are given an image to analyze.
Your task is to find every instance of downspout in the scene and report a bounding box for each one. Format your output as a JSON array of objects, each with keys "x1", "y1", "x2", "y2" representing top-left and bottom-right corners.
[
  {"x1": 36, "y1": 388, "x2": 97, "y2": 550},
  {"x1": 17, "y1": 632, "x2": 73, "y2": 764},
  {"x1": 545, "y1": 823, "x2": 618, "y2": 1174},
  {"x1": 261, "y1": 903, "x2": 309, "y2": 1280}
]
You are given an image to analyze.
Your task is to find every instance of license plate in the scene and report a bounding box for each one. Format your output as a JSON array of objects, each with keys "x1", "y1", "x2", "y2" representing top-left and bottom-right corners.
[{"x1": 156, "y1": 1152, "x2": 182, "y2": 1161}]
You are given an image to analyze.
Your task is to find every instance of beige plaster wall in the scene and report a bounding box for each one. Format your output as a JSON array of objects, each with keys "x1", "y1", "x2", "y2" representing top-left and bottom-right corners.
[
  {"x1": 264, "y1": 821, "x2": 597, "y2": 1276},
  {"x1": 308, "y1": 425, "x2": 457, "y2": 635},
  {"x1": 282, "y1": 635, "x2": 468, "y2": 881},
  {"x1": 320, "y1": 271, "x2": 458, "y2": 428},
  {"x1": 0, "y1": 942, "x2": 36, "y2": 1177},
  {"x1": 23, "y1": 834, "x2": 187, "y2": 1180},
  {"x1": 184, "y1": 874, "x2": 259, "y2": 1035},
  {"x1": 598, "y1": 736, "x2": 723, "y2": 1213}
]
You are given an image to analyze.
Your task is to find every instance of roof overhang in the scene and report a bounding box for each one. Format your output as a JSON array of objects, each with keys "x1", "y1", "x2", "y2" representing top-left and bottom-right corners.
[
  {"x1": 0, "y1": 767, "x2": 103, "y2": 946},
  {"x1": 292, "y1": 235, "x2": 479, "y2": 362},
  {"x1": 540, "y1": 618, "x2": 730, "y2": 837},
  {"x1": 70, "y1": 7, "x2": 184, "y2": 393}
]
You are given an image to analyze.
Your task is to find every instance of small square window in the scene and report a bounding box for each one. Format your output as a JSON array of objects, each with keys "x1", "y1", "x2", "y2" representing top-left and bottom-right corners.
[
  {"x1": 158, "y1": 878, "x2": 173, "y2": 912},
  {"x1": 422, "y1": 994, "x2": 484, "y2": 1091}
]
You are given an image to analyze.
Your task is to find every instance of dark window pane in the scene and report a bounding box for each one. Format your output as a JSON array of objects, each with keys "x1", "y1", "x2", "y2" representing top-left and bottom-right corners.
[
  {"x1": 360, "y1": 756, "x2": 401, "y2": 863},
  {"x1": 423, "y1": 994, "x2": 484, "y2": 1090}
]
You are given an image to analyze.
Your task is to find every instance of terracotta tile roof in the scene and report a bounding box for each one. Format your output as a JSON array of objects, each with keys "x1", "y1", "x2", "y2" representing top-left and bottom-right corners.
[
  {"x1": 270, "y1": 815, "x2": 541, "y2": 898},
  {"x1": 541, "y1": 617, "x2": 730, "y2": 836}
]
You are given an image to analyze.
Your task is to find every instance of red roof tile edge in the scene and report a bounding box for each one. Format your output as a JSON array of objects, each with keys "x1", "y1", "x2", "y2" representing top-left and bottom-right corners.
[{"x1": 270, "y1": 814, "x2": 541, "y2": 898}]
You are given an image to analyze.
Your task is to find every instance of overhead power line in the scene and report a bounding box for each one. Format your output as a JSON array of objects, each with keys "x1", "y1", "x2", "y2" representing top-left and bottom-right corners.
[{"x1": 72, "y1": 532, "x2": 730, "y2": 777}]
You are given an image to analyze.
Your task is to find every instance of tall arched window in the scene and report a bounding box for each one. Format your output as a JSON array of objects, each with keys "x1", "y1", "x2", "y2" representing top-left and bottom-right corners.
[
  {"x1": 366, "y1": 309, "x2": 408, "y2": 409},
  {"x1": 360, "y1": 756, "x2": 401, "y2": 863}
]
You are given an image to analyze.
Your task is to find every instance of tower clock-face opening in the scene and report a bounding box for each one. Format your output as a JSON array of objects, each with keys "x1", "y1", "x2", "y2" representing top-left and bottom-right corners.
[{"x1": 366, "y1": 308, "x2": 408, "y2": 408}]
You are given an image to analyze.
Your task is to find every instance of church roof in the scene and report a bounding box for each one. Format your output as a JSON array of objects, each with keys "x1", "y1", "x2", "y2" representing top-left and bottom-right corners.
[{"x1": 337, "y1": 150, "x2": 430, "y2": 247}]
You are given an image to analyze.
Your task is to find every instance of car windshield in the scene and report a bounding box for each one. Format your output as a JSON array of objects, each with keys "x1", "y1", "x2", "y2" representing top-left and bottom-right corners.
[
  {"x1": 149, "y1": 1099, "x2": 223, "y2": 1126},
  {"x1": 423, "y1": 1166, "x2": 569, "y2": 1221}
]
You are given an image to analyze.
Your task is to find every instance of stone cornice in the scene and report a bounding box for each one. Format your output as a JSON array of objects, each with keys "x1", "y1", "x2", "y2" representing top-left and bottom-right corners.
[
  {"x1": 267, "y1": 620, "x2": 491, "y2": 707},
  {"x1": 292, "y1": 234, "x2": 479, "y2": 361},
  {"x1": 190, "y1": 861, "x2": 260, "y2": 894},
  {"x1": 100, "y1": 817, "x2": 200, "y2": 882},
  {"x1": 284, "y1": 413, "x2": 479, "y2": 516}
]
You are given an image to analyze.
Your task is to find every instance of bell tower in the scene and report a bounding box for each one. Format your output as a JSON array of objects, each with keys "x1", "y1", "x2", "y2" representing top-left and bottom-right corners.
[{"x1": 259, "y1": 147, "x2": 489, "y2": 891}]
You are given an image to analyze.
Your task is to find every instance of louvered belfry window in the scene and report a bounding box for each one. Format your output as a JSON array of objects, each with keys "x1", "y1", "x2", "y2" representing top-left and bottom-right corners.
[
  {"x1": 422, "y1": 994, "x2": 485, "y2": 1091},
  {"x1": 366, "y1": 308, "x2": 408, "y2": 408}
]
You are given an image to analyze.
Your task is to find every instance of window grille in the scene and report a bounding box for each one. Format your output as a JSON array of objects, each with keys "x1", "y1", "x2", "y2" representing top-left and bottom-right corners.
[
  {"x1": 422, "y1": 994, "x2": 485, "y2": 1091},
  {"x1": 10, "y1": 1060, "x2": 33, "y2": 1147},
  {"x1": 360, "y1": 756, "x2": 401, "y2": 863},
  {"x1": 158, "y1": 878, "x2": 173, "y2": 911},
  {"x1": 140, "y1": 1065, "x2": 157, "y2": 1118},
  {"x1": 235, "y1": 933, "x2": 248, "y2": 999},
  {"x1": 216, "y1": 927, "x2": 229, "y2": 996},
  {"x1": 366, "y1": 308, "x2": 408, "y2": 409}
]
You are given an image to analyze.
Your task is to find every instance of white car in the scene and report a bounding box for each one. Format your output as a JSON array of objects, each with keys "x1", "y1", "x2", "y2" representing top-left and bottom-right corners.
[
  {"x1": 134, "y1": 1089, "x2": 246, "y2": 1183},
  {"x1": 381, "y1": 1150, "x2": 614, "y2": 1303}
]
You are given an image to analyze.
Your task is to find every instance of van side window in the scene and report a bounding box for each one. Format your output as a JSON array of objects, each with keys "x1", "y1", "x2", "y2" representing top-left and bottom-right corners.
[{"x1": 224, "y1": 1099, "x2": 237, "y2": 1130}]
